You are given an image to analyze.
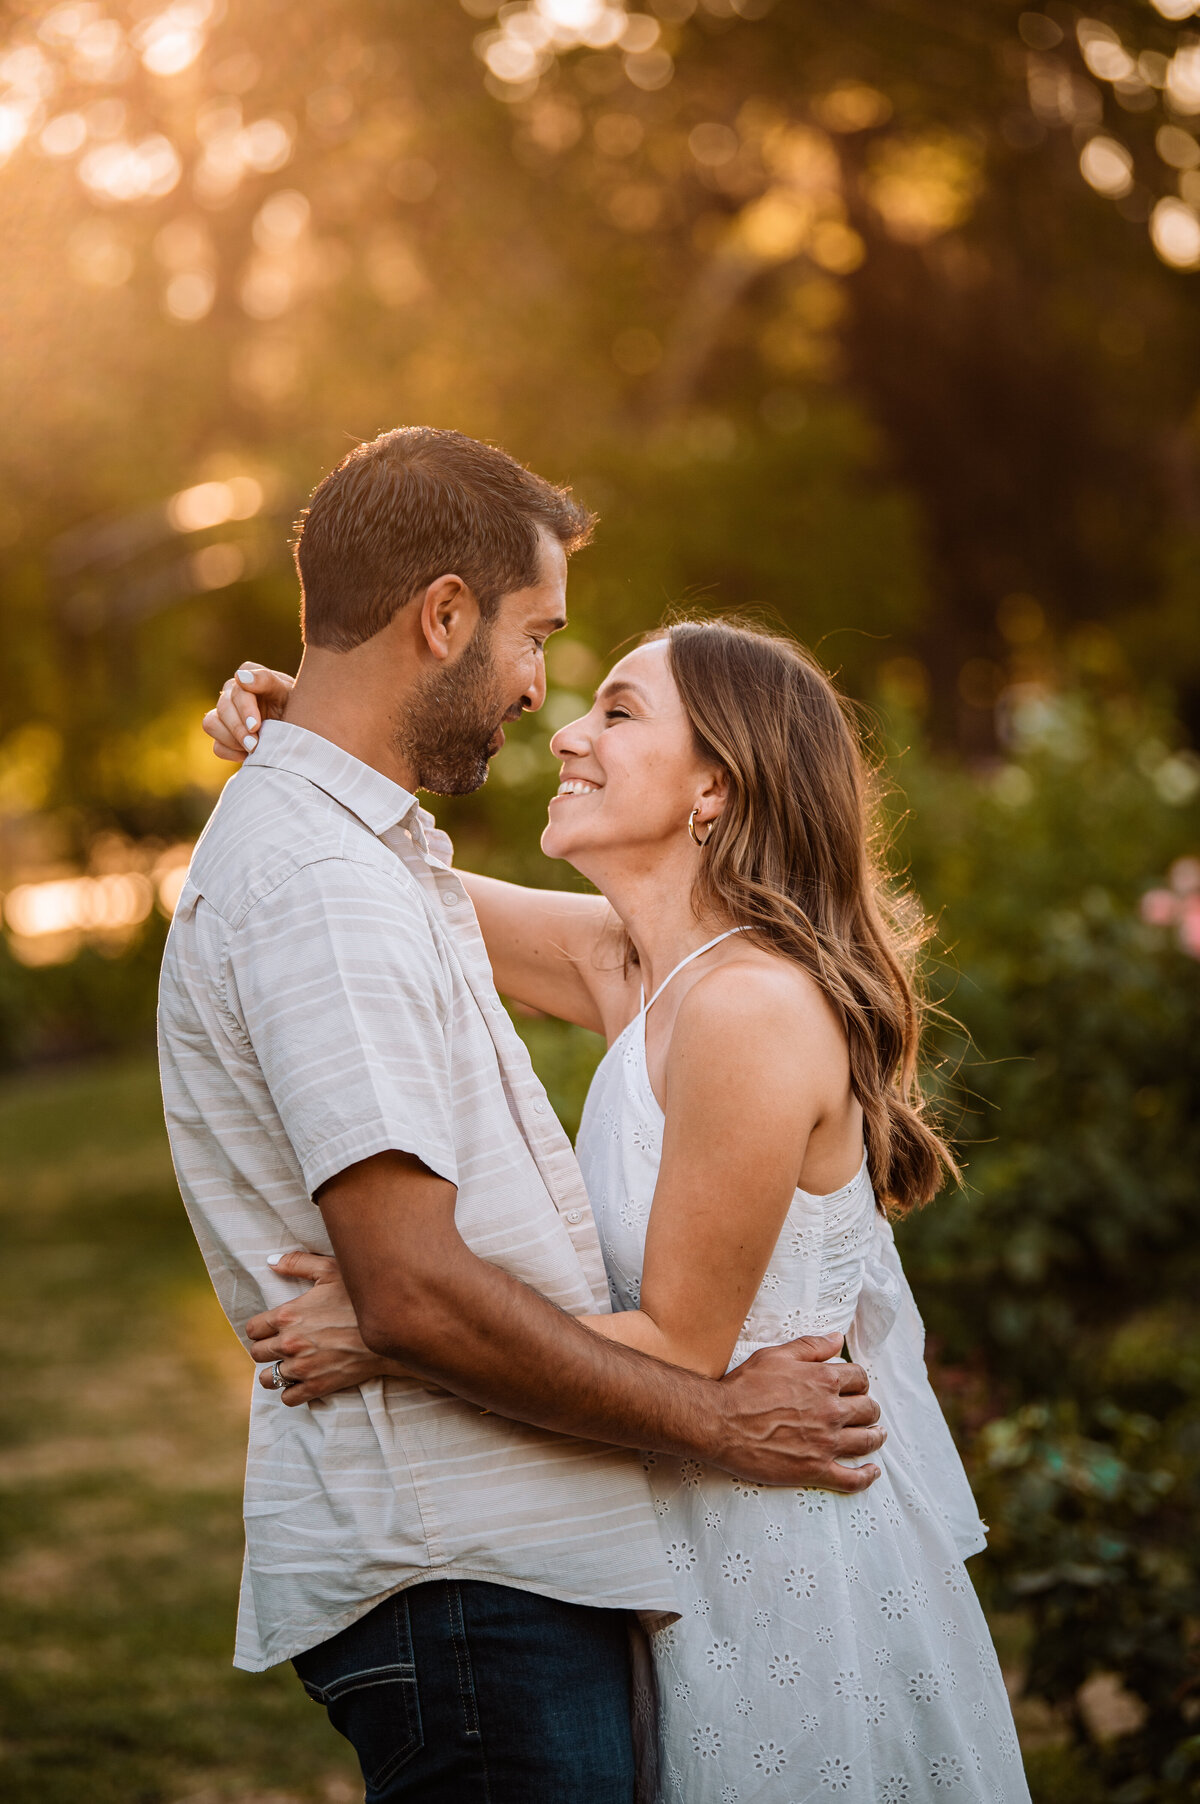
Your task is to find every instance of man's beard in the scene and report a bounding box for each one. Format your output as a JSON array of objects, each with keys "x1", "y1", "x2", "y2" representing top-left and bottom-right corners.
[{"x1": 394, "y1": 620, "x2": 506, "y2": 796}]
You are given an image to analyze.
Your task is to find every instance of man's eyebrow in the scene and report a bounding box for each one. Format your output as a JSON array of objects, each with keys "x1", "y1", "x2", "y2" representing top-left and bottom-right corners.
[{"x1": 538, "y1": 614, "x2": 567, "y2": 633}]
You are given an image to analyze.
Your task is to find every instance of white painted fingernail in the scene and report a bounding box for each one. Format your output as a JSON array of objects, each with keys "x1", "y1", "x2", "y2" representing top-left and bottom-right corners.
[
  {"x1": 243, "y1": 733, "x2": 258, "y2": 751},
  {"x1": 245, "y1": 714, "x2": 258, "y2": 730},
  {"x1": 266, "y1": 1252, "x2": 284, "y2": 1266},
  {"x1": 237, "y1": 669, "x2": 255, "y2": 685}
]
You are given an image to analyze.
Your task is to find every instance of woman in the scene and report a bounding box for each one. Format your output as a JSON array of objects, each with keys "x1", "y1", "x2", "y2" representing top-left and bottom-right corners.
[{"x1": 206, "y1": 619, "x2": 1030, "y2": 1803}]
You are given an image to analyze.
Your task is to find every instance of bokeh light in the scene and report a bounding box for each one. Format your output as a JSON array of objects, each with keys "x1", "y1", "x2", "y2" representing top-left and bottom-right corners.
[
  {"x1": 1150, "y1": 195, "x2": 1200, "y2": 267},
  {"x1": 167, "y1": 478, "x2": 264, "y2": 533},
  {"x1": 1079, "y1": 135, "x2": 1134, "y2": 198}
]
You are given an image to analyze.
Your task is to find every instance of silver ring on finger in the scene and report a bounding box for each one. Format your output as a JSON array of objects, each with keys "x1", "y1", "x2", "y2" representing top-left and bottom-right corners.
[{"x1": 269, "y1": 1358, "x2": 296, "y2": 1391}]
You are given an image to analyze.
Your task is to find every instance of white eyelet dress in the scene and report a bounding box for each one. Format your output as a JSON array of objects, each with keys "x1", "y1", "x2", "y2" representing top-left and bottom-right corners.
[{"x1": 576, "y1": 935, "x2": 1032, "y2": 1804}]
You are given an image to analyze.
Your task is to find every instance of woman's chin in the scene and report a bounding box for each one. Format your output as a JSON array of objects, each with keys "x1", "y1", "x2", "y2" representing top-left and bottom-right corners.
[
  {"x1": 540, "y1": 821, "x2": 593, "y2": 874},
  {"x1": 540, "y1": 821, "x2": 573, "y2": 861}
]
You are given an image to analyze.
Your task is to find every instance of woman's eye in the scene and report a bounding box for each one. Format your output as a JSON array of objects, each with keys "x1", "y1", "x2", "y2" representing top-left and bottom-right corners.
[{"x1": 604, "y1": 709, "x2": 632, "y2": 722}]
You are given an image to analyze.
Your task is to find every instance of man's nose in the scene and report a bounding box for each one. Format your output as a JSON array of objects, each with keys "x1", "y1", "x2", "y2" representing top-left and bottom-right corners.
[{"x1": 523, "y1": 659, "x2": 548, "y2": 714}]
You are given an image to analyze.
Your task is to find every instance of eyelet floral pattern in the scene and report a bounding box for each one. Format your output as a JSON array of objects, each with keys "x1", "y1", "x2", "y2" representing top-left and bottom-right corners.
[
  {"x1": 722, "y1": 1551, "x2": 755, "y2": 1585},
  {"x1": 691, "y1": 1725, "x2": 722, "y2": 1759},
  {"x1": 619, "y1": 1196, "x2": 647, "y2": 1230},
  {"x1": 577, "y1": 1002, "x2": 1031, "y2": 1804},
  {"x1": 753, "y1": 1741, "x2": 788, "y2": 1775},
  {"x1": 784, "y1": 1565, "x2": 818, "y2": 1598},
  {"x1": 706, "y1": 1638, "x2": 740, "y2": 1671}
]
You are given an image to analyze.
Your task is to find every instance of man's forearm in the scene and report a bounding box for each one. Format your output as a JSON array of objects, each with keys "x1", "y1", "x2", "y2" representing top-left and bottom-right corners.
[
  {"x1": 320, "y1": 1152, "x2": 726, "y2": 1460},
  {"x1": 316, "y1": 1152, "x2": 880, "y2": 1491},
  {"x1": 364, "y1": 1245, "x2": 729, "y2": 1463}
]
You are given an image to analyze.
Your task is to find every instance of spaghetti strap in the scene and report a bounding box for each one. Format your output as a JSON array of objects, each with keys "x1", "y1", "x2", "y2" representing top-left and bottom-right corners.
[{"x1": 640, "y1": 927, "x2": 749, "y2": 1019}]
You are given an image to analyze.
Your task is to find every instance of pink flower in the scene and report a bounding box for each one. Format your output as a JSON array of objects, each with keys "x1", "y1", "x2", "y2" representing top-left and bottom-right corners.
[
  {"x1": 1170, "y1": 856, "x2": 1200, "y2": 896},
  {"x1": 1140, "y1": 889, "x2": 1179, "y2": 927},
  {"x1": 1180, "y1": 896, "x2": 1200, "y2": 960}
]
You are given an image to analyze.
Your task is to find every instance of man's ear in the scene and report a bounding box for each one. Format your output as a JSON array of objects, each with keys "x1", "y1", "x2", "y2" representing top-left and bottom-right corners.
[{"x1": 417, "y1": 574, "x2": 481, "y2": 663}]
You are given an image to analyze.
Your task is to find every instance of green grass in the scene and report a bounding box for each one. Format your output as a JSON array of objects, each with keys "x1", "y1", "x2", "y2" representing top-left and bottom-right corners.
[{"x1": 0, "y1": 1056, "x2": 359, "y2": 1804}]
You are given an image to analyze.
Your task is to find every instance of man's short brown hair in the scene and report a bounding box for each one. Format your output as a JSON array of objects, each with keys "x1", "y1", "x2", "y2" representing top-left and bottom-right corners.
[{"x1": 293, "y1": 427, "x2": 595, "y2": 651}]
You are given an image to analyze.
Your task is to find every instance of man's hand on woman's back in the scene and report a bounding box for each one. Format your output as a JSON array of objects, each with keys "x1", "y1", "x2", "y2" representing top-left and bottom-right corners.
[{"x1": 711, "y1": 1338, "x2": 882, "y2": 1491}]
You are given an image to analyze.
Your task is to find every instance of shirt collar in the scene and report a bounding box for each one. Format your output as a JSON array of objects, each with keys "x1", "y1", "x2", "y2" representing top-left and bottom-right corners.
[{"x1": 249, "y1": 719, "x2": 425, "y2": 841}]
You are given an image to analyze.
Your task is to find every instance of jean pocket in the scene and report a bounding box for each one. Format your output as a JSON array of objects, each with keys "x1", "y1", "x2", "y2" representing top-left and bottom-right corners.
[{"x1": 294, "y1": 1595, "x2": 423, "y2": 1793}]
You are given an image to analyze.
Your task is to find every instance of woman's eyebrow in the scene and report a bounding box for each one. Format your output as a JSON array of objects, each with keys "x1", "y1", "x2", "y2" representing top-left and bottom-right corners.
[{"x1": 595, "y1": 678, "x2": 649, "y2": 704}]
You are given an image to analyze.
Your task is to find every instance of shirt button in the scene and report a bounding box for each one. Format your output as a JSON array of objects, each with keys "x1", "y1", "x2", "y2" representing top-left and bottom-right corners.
[
  {"x1": 533, "y1": 1101, "x2": 547, "y2": 1115},
  {"x1": 566, "y1": 1209, "x2": 583, "y2": 1224},
  {"x1": 442, "y1": 891, "x2": 459, "y2": 906}
]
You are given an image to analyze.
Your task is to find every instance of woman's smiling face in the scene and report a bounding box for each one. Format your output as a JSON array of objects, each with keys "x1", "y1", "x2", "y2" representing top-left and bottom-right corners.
[{"x1": 540, "y1": 638, "x2": 724, "y2": 876}]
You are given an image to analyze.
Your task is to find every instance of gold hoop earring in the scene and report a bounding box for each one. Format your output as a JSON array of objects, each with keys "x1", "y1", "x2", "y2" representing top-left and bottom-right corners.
[{"x1": 688, "y1": 808, "x2": 712, "y2": 848}]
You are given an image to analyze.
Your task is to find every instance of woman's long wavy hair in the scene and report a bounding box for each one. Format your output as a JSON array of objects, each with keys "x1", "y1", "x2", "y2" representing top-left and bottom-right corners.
[{"x1": 656, "y1": 616, "x2": 956, "y2": 1215}]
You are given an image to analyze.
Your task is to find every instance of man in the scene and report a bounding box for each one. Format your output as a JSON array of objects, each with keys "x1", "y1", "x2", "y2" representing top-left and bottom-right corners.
[{"x1": 160, "y1": 427, "x2": 883, "y2": 1803}]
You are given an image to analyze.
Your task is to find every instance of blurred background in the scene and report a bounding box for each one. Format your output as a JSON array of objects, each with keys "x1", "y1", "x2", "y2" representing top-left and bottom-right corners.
[{"x1": 1, "y1": 0, "x2": 1199, "y2": 1798}]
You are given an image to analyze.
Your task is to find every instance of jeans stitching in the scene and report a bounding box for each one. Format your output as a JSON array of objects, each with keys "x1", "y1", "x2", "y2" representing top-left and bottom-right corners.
[
  {"x1": 445, "y1": 1583, "x2": 479, "y2": 1740},
  {"x1": 320, "y1": 1663, "x2": 415, "y2": 1699},
  {"x1": 445, "y1": 1583, "x2": 493, "y2": 1804}
]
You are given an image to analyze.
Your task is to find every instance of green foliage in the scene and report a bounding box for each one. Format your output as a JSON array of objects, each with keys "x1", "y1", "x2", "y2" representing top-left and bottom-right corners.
[
  {"x1": 0, "y1": 916, "x2": 169, "y2": 1070},
  {"x1": 897, "y1": 713, "x2": 1200, "y2": 1379},
  {"x1": 887, "y1": 694, "x2": 1200, "y2": 1794},
  {"x1": 568, "y1": 404, "x2": 931, "y2": 672}
]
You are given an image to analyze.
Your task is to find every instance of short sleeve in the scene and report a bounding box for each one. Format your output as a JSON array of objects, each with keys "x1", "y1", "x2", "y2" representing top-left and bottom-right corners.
[{"x1": 225, "y1": 857, "x2": 458, "y2": 1197}]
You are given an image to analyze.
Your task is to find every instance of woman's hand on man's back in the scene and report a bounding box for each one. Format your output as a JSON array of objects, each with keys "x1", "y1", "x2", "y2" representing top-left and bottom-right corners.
[{"x1": 203, "y1": 662, "x2": 295, "y2": 762}]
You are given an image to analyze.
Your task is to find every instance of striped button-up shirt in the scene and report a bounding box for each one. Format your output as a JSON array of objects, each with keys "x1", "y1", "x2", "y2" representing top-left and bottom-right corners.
[{"x1": 158, "y1": 720, "x2": 676, "y2": 1670}]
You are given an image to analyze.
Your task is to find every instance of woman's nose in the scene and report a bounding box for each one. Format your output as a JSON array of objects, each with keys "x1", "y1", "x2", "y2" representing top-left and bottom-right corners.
[{"x1": 549, "y1": 715, "x2": 590, "y2": 759}]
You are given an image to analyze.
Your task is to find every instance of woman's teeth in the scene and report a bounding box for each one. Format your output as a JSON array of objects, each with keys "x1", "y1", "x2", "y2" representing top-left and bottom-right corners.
[{"x1": 556, "y1": 779, "x2": 598, "y2": 797}]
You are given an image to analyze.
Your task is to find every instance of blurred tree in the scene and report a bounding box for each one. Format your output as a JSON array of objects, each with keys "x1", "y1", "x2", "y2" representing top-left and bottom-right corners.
[{"x1": 2, "y1": 0, "x2": 1200, "y2": 819}]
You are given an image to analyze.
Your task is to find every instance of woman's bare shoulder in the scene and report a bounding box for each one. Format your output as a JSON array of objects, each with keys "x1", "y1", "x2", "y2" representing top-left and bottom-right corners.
[{"x1": 673, "y1": 949, "x2": 848, "y2": 1068}]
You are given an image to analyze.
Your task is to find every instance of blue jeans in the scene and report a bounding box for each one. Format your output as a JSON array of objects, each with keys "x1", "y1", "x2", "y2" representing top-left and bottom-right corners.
[{"x1": 292, "y1": 1579, "x2": 636, "y2": 1802}]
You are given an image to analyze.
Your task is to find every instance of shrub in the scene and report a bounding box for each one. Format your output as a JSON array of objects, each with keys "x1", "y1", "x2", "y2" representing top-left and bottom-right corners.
[{"x1": 893, "y1": 692, "x2": 1200, "y2": 1793}]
